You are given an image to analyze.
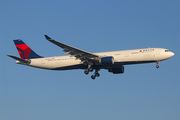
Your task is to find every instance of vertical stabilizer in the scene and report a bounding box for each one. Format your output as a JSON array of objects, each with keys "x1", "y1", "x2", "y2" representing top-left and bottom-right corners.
[{"x1": 14, "y1": 40, "x2": 42, "y2": 59}]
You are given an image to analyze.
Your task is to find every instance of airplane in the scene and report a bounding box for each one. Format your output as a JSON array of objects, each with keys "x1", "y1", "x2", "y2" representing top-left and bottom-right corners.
[{"x1": 8, "y1": 35, "x2": 175, "y2": 79}]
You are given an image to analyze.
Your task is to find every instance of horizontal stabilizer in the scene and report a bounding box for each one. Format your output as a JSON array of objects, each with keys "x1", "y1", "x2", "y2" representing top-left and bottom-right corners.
[{"x1": 7, "y1": 55, "x2": 31, "y2": 64}]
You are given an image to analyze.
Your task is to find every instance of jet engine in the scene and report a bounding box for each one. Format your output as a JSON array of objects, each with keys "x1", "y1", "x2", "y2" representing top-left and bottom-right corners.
[
  {"x1": 108, "y1": 66, "x2": 124, "y2": 74},
  {"x1": 99, "y1": 56, "x2": 114, "y2": 65}
]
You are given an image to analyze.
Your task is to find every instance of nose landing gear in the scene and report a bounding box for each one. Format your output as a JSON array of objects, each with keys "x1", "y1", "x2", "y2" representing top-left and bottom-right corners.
[{"x1": 156, "y1": 61, "x2": 159, "y2": 68}]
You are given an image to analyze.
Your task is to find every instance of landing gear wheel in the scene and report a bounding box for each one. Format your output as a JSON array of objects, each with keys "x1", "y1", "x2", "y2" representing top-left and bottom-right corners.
[
  {"x1": 84, "y1": 70, "x2": 89, "y2": 75},
  {"x1": 95, "y1": 73, "x2": 100, "y2": 77},
  {"x1": 91, "y1": 75, "x2": 96, "y2": 80},
  {"x1": 156, "y1": 65, "x2": 159, "y2": 68},
  {"x1": 156, "y1": 61, "x2": 160, "y2": 68}
]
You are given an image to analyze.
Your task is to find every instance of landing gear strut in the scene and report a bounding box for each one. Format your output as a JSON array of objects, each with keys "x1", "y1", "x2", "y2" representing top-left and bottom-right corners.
[
  {"x1": 84, "y1": 61, "x2": 93, "y2": 75},
  {"x1": 156, "y1": 61, "x2": 159, "y2": 68},
  {"x1": 88, "y1": 67, "x2": 93, "y2": 72}
]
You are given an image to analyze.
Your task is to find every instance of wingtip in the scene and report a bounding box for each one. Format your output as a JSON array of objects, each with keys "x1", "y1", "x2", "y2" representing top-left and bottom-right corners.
[
  {"x1": 7, "y1": 55, "x2": 12, "y2": 57},
  {"x1": 44, "y1": 35, "x2": 52, "y2": 40},
  {"x1": 7, "y1": 55, "x2": 16, "y2": 58}
]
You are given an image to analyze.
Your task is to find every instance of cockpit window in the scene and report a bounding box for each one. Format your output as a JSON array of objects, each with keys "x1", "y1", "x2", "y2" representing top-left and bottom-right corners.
[{"x1": 165, "y1": 50, "x2": 170, "y2": 52}]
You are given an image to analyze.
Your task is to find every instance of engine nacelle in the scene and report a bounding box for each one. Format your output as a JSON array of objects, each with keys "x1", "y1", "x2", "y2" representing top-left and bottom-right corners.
[
  {"x1": 100, "y1": 56, "x2": 114, "y2": 65},
  {"x1": 108, "y1": 66, "x2": 124, "y2": 74}
]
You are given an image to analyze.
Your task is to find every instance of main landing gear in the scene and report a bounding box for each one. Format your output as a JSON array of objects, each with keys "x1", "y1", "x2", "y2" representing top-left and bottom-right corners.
[
  {"x1": 84, "y1": 62, "x2": 93, "y2": 74},
  {"x1": 84, "y1": 68, "x2": 100, "y2": 80},
  {"x1": 156, "y1": 61, "x2": 159, "y2": 68},
  {"x1": 83, "y1": 61, "x2": 100, "y2": 80},
  {"x1": 91, "y1": 69, "x2": 100, "y2": 80},
  {"x1": 84, "y1": 67, "x2": 93, "y2": 75}
]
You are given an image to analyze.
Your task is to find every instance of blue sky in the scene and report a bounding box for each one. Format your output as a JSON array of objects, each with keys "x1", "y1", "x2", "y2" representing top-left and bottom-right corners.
[{"x1": 0, "y1": 0, "x2": 180, "y2": 120}]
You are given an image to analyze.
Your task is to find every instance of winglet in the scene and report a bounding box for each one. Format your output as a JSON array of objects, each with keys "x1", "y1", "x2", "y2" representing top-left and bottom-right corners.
[{"x1": 44, "y1": 35, "x2": 52, "y2": 40}]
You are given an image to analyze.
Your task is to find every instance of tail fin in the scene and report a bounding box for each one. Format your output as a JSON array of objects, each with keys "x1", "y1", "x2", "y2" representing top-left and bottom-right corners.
[{"x1": 14, "y1": 39, "x2": 42, "y2": 59}]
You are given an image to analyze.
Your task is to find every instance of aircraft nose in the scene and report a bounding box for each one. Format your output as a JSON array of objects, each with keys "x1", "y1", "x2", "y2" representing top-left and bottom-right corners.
[{"x1": 170, "y1": 52, "x2": 175, "y2": 57}]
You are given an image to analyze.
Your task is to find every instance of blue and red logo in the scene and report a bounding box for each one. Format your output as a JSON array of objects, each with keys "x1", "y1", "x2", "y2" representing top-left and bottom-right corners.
[
  {"x1": 16, "y1": 44, "x2": 32, "y2": 59},
  {"x1": 14, "y1": 39, "x2": 42, "y2": 59}
]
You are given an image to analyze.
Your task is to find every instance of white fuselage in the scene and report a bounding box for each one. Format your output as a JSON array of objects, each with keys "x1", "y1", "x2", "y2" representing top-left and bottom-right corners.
[{"x1": 17, "y1": 48, "x2": 174, "y2": 70}]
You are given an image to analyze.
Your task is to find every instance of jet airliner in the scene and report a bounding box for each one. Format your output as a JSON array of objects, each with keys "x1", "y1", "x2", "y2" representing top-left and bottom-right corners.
[{"x1": 8, "y1": 35, "x2": 174, "y2": 79}]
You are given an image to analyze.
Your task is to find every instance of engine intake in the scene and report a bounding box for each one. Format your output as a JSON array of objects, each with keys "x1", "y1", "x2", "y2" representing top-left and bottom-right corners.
[
  {"x1": 108, "y1": 66, "x2": 124, "y2": 74},
  {"x1": 100, "y1": 56, "x2": 114, "y2": 65}
]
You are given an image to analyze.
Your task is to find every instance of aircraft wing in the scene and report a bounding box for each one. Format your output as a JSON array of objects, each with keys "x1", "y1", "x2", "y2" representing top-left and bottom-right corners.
[{"x1": 45, "y1": 35, "x2": 99, "y2": 62}]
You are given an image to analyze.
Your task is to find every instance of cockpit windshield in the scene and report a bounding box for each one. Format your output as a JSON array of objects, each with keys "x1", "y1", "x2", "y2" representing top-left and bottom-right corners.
[{"x1": 165, "y1": 50, "x2": 170, "y2": 52}]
